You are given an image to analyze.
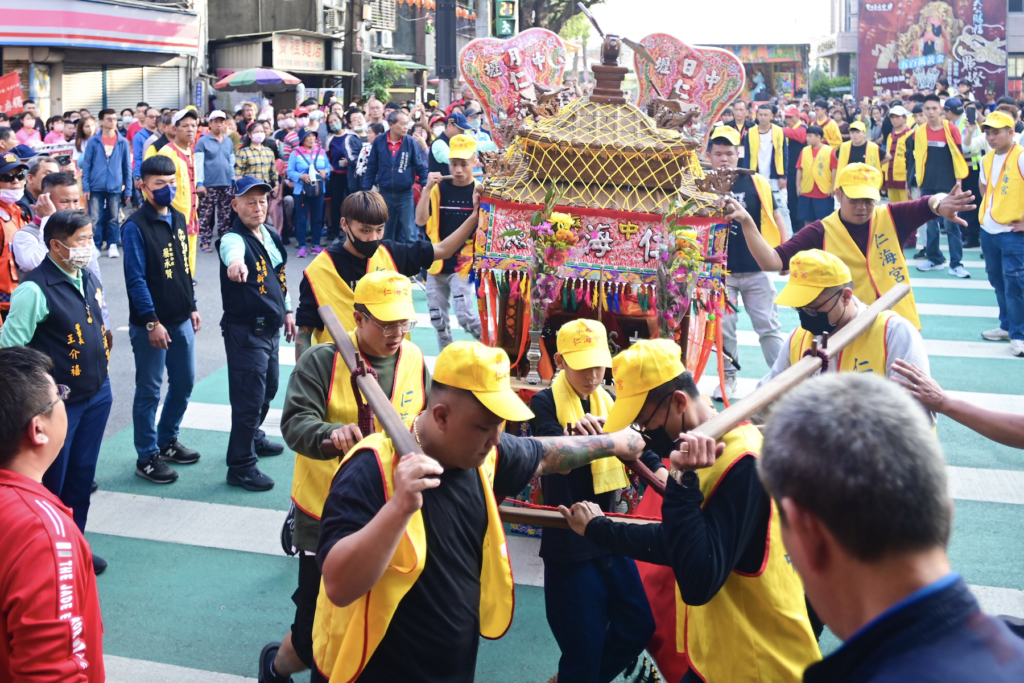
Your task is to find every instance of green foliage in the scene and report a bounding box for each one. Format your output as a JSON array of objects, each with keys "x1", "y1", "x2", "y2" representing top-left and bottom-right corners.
[
  {"x1": 520, "y1": 0, "x2": 605, "y2": 35},
  {"x1": 559, "y1": 12, "x2": 591, "y2": 41},
  {"x1": 809, "y1": 76, "x2": 851, "y2": 102},
  {"x1": 364, "y1": 60, "x2": 407, "y2": 102},
  {"x1": 530, "y1": 183, "x2": 568, "y2": 226}
]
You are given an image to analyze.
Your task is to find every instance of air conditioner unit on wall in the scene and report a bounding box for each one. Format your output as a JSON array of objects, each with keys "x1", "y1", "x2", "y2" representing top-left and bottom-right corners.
[
  {"x1": 379, "y1": 31, "x2": 393, "y2": 48},
  {"x1": 325, "y1": 9, "x2": 344, "y2": 32}
]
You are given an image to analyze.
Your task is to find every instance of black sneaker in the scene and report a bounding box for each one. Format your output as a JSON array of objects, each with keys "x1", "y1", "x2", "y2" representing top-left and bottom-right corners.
[
  {"x1": 281, "y1": 503, "x2": 297, "y2": 556},
  {"x1": 255, "y1": 438, "x2": 285, "y2": 457},
  {"x1": 227, "y1": 466, "x2": 274, "y2": 491},
  {"x1": 135, "y1": 455, "x2": 179, "y2": 484},
  {"x1": 91, "y1": 480, "x2": 98, "y2": 493},
  {"x1": 259, "y1": 641, "x2": 293, "y2": 683},
  {"x1": 92, "y1": 554, "x2": 107, "y2": 575},
  {"x1": 912, "y1": 249, "x2": 927, "y2": 260},
  {"x1": 161, "y1": 439, "x2": 201, "y2": 464}
]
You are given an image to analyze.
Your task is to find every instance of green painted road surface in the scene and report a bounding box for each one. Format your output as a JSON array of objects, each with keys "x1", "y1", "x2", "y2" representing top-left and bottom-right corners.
[{"x1": 88, "y1": 240, "x2": 1023, "y2": 682}]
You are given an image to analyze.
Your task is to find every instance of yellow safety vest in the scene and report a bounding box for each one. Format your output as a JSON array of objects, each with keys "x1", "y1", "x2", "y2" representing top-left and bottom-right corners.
[
  {"x1": 750, "y1": 174, "x2": 782, "y2": 248},
  {"x1": 303, "y1": 245, "x2": 398, "y2": 344},
  {"x1": 821, "y1": 207, "x2": 921, "y2": 329},
  {"x1": 551, "y1": 371, "x2": 628, "y2": 494},
  {"x1": 748, "y1": 124, "x2": 786, "y2": 176},
  {"x1": 914, "y1": 120, "x2": 969, "y2": 186},
  {"x1": 424, "y1": 181, "x2": 478, "y2": 275},
  {"x1": 837, "y1": 141, "x2": 883, "y2": 178},
  {"x1": 790, "y1": 309, "x2": 897, "y2": 374},
  {"x1": 290, "y1": 332, "x2": 426, "y2": 520},
  {"x1": 799, "y1": 146, "x2": 833, "y2": 196},
  {"x1": 676, "y1": 423, "x2": 821, "y2": 681},
  {"x1": 979, "y1": 145, "x2": 1024, "y2": 226},
  {"x1": 884, "y1": 128, "x2": 912, "y2": 183},
  {"x1": 818, "y1": 117, "x2": 843, "y2": 150},
  {"x1": 312, "y1": 433, "x2": 515, "y2": 682}
]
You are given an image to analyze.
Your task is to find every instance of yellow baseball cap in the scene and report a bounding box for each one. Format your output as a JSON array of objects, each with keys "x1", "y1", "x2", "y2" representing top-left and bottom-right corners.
[
  {"x1": 774, "y1": 249, "x2": 853, "y2": 308},
  {"x1": 849, "y1": 120, "x2": 866, "y2": 132},
  {"x1": 433, "y1": 342, "x2": 534, "y2": 422},
  {"x1": 556, "y1": 319, "x2": 613, "y2": 370},
  {"x1": 448, "y1": 134, "x2": 478, "y2": 160},
  {"x1": 709, "y1": 124, "x2": 740, "y2": 146},
  {"x1": 354, "y1": 271, "x2": 416, "y2": 322},
  {"x1": 835, "y1": 162, "x2": 882, "y2": 201},
  {"x1": 604, "y1": 339, "x2": 686, "y2": 433},
  {"x1": 983, "y1": 111, "x2": 1016, "y2": 130}
]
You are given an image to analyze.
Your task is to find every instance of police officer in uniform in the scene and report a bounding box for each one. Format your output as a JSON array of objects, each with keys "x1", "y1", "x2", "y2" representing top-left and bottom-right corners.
[{"x1": 217, "y1": 176, "x2": 296, "y2": 491}]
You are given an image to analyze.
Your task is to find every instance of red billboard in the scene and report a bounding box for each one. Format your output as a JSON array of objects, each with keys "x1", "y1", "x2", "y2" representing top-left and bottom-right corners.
[{"x1": 857, "y1": 0, "x2": 1007, "y2": 100}]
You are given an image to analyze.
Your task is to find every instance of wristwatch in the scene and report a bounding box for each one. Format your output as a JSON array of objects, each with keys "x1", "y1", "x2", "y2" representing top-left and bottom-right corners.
[
  {"x1": 928, "y1": 193, "x2": 947, "y2": 216},
  {"x1": 146, "y1": 321, "x2": 160, "y2": 332}
]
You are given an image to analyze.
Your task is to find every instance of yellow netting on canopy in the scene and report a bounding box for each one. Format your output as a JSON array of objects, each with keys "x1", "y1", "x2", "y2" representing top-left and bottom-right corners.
[{"x1": 480, "y1": 98, "x2": 722, "y2": 216}]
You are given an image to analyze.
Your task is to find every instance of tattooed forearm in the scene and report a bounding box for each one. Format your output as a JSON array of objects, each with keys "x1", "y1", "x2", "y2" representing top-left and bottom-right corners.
[
  {"x1": 295, "y1": 326, "x2": 314, "y2": 362},
  {"x1": 535, "y1": 434, "x2": 618, "y2": 476}
]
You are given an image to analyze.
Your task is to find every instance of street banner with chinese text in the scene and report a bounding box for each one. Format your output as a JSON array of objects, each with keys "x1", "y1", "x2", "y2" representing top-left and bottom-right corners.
[
  {"x1": 0, "y1": 72, "x2": 24, "y2": 115},
  {"x1": 857, "y1": 0, "x2": 1006, "y2": 100},
  {"x1": 634, "y1": 35, "x2": 745, "y2": 150},
  {"x1": 459, "y1": 28, "x2": 568, "y2": 148}
]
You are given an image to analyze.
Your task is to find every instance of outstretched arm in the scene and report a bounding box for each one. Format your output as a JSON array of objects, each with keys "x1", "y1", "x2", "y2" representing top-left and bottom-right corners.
[{"x1": 533, "y1": 429, "x2": 644, "y2": 477}]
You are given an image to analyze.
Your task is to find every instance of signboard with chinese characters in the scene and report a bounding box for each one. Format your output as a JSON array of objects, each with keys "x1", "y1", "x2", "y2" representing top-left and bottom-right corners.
[
  {"x1": 857, "y1": 0, "x2": 1006, "y2": 100},
  {"x1": 633, "y1": 35, "x2": 745, "y2": 150},
  {"x1": 0, "y1": 72, "x2": 24, "y2": 115},
  {"x1": 459, "y1": 28, "x2": 568, "y2": 148},
  {"x1": 272, "y1": 34, "x2": 326, "y2": 71}
]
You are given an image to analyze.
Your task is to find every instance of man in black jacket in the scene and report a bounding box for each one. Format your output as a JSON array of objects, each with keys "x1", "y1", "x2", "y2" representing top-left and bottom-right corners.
[
  {"x1": 122, "y1": 155, "x2": 202, "y2": 485},
  {"x1": 217, "y1": 176, "x2": 296, "y2": 491}
]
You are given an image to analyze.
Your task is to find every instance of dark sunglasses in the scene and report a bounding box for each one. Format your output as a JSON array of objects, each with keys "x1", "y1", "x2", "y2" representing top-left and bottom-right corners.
[{"x1": 0, "y1": 172, "x2": 26, "y2": 183}]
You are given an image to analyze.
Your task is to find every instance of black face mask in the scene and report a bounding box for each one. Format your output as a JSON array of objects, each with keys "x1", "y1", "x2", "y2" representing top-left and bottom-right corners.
[
  {"x1": 798, "y1": 308, "x2": 840, "y2": 336},
  {"x1": 345, "y1": 226, "x2": 381, "y2": 258},
  {"x1": 642, "y1": 426, "x2": 682, "y2": 459}
]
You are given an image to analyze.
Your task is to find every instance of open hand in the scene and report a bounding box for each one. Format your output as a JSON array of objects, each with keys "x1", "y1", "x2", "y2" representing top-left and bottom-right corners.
[
  {"x1": 936, "y1": 182, "x2": 977, "y2": 227},
  {"x1": 284, "y1": 313, "x2": 297, "y2": 343},
  {"x1": 392, "y1": 452, "x2": 444, "y2": 515},
  {"x1": 891, "y1": 359, "x2": 947, "y2": 413},
  {"x1": 558, "y1": 501, "x2": 604, "y2": 536}
]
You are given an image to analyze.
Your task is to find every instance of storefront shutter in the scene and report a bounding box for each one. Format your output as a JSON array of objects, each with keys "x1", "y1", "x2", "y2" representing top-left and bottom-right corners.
[
  {"x1": 143, "y1": 67, "x2": 181, "y2": 110},
  {"x1": 63, "y1": 65, "x2": 104, "y2": 115},
  {"x1": 105, "y1": 67, "x2": 145, "y2": 114}
]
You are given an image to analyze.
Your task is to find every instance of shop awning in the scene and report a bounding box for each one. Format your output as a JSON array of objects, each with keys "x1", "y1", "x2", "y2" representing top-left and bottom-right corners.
[
  {"x1": 394, "y1": 61, "x2": 430, "y2": 71},
  {"x1": 287, "y1": 68, "x2": 357, "y2": 77}
]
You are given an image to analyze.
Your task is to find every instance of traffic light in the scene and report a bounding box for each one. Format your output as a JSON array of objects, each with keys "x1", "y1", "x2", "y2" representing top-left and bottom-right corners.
[{"x1": 495, "y1": 0, "x2": 516, "y2": 37}]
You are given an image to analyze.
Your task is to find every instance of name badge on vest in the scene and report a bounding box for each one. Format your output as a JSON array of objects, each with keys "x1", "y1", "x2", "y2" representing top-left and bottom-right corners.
[
  {"x1": 927, "y1": 141, "x2": 947, "y2": 148},
  {"x1": 0, "y1": 207, "x2": 10, "y2": 222}
]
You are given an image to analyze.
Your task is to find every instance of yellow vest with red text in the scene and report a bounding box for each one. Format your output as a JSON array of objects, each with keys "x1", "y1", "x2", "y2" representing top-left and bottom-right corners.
[
  {"x1": 817, "y1": 117, "x2": 843, "y2": 150},
  {"x1": 884, "y1": 129, "x2": 912, "y2": 182},
  {"x1": 799, "y1": 146, "x2": 833, "y2": 196},
  {"x1": 838, "y1": 141, "x2": 883, "y2": 177},
  {"x1": 913, "y1": 120, "x2": 968, "y2": 185},
  {"x1": 789, "y1": 309, "x2": 897, "y2": 374},
  {"x1": 289, "y1": 332, "x2": 426, "y2": 520},
  {"x1": 311, "y1": 433, "x2": 515, "y2": 682},
  {"x1": 821, "y1": 207, "x2": 921, "y2": 328},
  {"x1": 748, "y1": 124, "x2": 786, "y2": 176},
  {"x1": 979, "y1": 145, "x2": 1024, "y2": 226},
  {"x1": 676, "y1": 423, "x2": 821, "y2": 681},
  {"x1": 303, "y1": 245, "x2": 398, "y2": 343}
]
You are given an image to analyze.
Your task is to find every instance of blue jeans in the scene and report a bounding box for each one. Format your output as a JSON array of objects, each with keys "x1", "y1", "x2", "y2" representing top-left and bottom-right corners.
[
  {"x1": 925, "y1": 216, "x2": 963, "y2": 268},
  {"x1": 295, "y1": 192, "x2": 325, "y2": 248},
  {"x1": 42, "y1": 378, "x2": 113, "y2": 532},
  {"x1": 89, "y1": 191, "x2": 121, "y2": 246},
  {"x1": 544, "y1": 556, "x2": 655, "y2": 683},
  {"x1": 981, "y1": 229, "x2": 1024, "y2": 341},
  {"x1": 382, "y1": 189, "x2": 416, "y2": 243},
  {"x1": 129, "y1": 319, "x2": 196, "y2": 462}
]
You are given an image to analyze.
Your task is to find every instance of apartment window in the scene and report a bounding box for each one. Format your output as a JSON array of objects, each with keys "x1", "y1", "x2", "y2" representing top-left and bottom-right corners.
[
  {"x1": 1011, "y1": 0, "x2": 1023, "y2": 13},
  {"x1": 1009, "y1": 55, "x2": 1024, "y2": 99}
]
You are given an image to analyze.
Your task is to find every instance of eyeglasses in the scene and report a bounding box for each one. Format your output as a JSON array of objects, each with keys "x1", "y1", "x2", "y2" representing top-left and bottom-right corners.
[
  {"x1": 796, "y1": 289, "x2": 843, "y2": 317},
  {"x1": 0, "y1": 172, "x2": 25, "y2": 183},
  {"x1": 23, "y1": 384, "x2": 70, "y2": 430},
  {"x1": 628, "y1": 391, "x2": 674, "y2": 445},
  {"x1": 365, "y1": 314, "x2": 416, "y2": 337}
]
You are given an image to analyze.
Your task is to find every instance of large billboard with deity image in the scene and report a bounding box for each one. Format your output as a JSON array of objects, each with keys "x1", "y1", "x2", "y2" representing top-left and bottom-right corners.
[{"x1": 857, "y1": 0, "x2": 1006, "y2": 101}]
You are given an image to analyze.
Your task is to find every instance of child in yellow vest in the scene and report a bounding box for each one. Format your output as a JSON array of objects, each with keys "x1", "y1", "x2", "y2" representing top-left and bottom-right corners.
[
  {"x1": 882, "y1": 105, "x2": 913, "y2": 203},
  {"x1": 797, "y1": 126, "x2": 837, "y2": 226},
  {"x1": 529, "y1": 319, "x2": 667, "y2": 683},
  {"x1": 309, "y1": 341, "x2": 645, "y2": 683},
  {"x1": 415, "y1": 133, "x2": 482, "y2": 351},
  {"x1": 561, "y1": 339, "x2": 822, "y2": 683},
  {"x1": 837, "y1": 121, "x2": 883, "y2": 180},
  {"x1": 261, "y1": 269, "x2": 429, "y2": 683}
]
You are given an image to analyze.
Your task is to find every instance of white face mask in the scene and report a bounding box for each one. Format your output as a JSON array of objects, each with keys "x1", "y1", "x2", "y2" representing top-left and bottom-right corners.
[
  {"x1": 0, "y1": 188, "x2": 24, "y2": 204},
  {"x1": 283, "y1": 118, "x2": 296, "y2": 129},
  {"x1": 310, "y1": 110, "x2": 323, "y2": 121},
  {"x1": 297, "y1": 117, "x2": 310, "y2": 127},
  {"x1": 59, "y1": 241, "x2": 93, "y2": 270},
  {"x1": 432, "y1": 125, "x2": 444, "y2": 136},
  {"x1": 250, "y1": 131, "x2": 266, "y2": 144}
]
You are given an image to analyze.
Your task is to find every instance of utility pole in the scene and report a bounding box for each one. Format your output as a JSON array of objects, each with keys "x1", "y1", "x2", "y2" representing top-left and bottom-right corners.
[
  {"x1": 344, "y1": 0, "x2": 367, "y2": 100},
  {"x1": 436, "y1": 0, "x2": 457, "y2": 106}
]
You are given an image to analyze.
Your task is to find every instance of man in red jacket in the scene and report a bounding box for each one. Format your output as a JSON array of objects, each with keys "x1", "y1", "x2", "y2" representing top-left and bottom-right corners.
[{"x1": 0, "y1": 346, "x2": 104, "y2": 682}]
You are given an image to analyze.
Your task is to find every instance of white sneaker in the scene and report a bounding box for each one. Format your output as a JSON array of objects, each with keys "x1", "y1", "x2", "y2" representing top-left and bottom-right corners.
[
  {"x1": 982, "y1": 328, "x2": 1010, "y2": 341},
  {"x1": 948, "y1": 265, "x2": 970, "y2": 278},
  {"x1": 916, "y1": 261, "x2": 944, "y2": 271},
  {"x1": 711, "y1": 376, "x2": 737, "y2": 402},
  {"x1": 107, "y1": 244, "x2": 119, "y2": 259},
  {"x1": 1011, "y1": 339, "x2": 1024, "y2": 357}
]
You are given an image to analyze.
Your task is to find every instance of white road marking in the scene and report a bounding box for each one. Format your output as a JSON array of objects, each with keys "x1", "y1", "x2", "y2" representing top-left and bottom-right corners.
[
  {"x1": 116, "y1": 326, "x2": 129, "y2": 331},
  {"x1": 104, "y1": 655, "x2": 255, "y2": 683},
  {"x1": 768, "y1": 273, "x2": 994, "y2": 290},
  {"x1": 177, "y1": 403, "x2": 282, "y2": 437},
  {"x1": 915, "y1": 303, "x2": 999, "y2": 318}
]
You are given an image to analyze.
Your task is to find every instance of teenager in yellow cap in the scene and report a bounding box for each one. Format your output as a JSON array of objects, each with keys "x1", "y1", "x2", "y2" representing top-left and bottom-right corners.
[
  {"x1": 310, "y1": 341, "x2": 644, "y2": 683},
  {"x1": 416, "y1": 133, "x2": 482, "y2": 351},
  {"x1": 528, "y1": 319, "x2": 666, "y2": 683},
  {"x1": 759, "y1": 249, "x2": 932, "y2": 398},
  {"x1": 733, "y1": 161, "x2": 977, "y2": 330},
  {"x1": 836, "y1": 121, "x2": 883, "y2": 178},
  {"x1": 560, "y1": 339, "x2": 821, "y2": 683},
  {"x1": 261, "y1": 270, "x2": 429, "y2": 683},
  {"x1": 294, "y1": 188, "x2": 481, "y2": 360}
]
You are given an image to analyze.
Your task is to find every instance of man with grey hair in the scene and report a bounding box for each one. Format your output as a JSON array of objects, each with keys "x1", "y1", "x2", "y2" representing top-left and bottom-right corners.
[
  {"x1": 759, "y1": 373, "x2": 1024, "y2": 681},
  {"x1": 361, "y1": 109, "x2": 426, "y2": 243},
  {"x1": 17, "y1": 155, "x2": 59, "y2": 222}
]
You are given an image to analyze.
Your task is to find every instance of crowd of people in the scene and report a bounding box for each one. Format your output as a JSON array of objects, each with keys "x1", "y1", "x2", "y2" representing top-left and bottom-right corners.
[{"x1": 1, "y1": 74, "x2": 1023, "y2": 683}]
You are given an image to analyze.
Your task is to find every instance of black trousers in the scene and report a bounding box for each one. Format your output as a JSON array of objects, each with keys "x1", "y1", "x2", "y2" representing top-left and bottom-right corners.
[
  {"x1": 328, "y1": 172, "x2": 348, "y2": 242},
  {"x1": 961, "y1": 165, "x2": 981, "y2": 246},
  {"x1": 222, "y1": 323, "x2": 280, "y2": 473},
  {"x1": 291, "y1": 552, "x2": 320, "y2": 670}
]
